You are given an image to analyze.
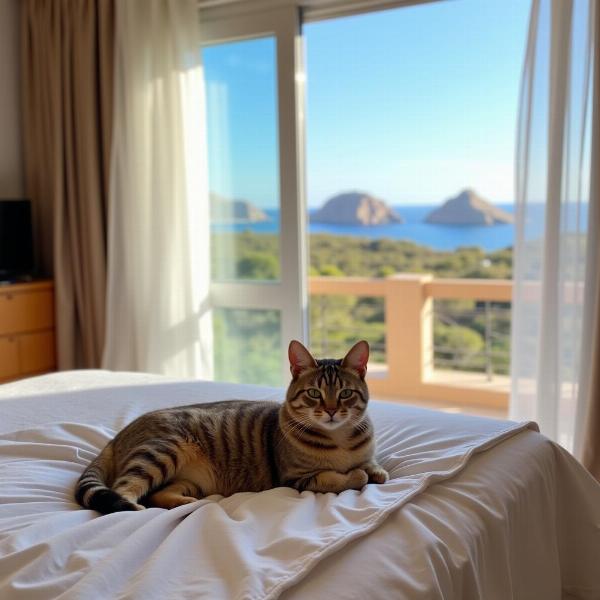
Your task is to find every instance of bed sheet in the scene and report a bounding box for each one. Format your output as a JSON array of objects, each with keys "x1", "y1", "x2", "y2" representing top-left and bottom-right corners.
[{"x1": 1, "y1": 371, "x2": 599, "y2": 600}]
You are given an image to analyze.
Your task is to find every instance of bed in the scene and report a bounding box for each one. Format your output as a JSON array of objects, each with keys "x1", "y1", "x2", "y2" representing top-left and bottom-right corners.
[{"x1": 1, "y1": 370, "x2": 599, "y2": 599}]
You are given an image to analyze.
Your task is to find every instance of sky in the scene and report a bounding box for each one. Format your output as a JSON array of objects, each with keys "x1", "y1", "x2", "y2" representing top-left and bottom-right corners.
[{"x1": 203, "y1": 0, "x2": 531, "y2": 209}]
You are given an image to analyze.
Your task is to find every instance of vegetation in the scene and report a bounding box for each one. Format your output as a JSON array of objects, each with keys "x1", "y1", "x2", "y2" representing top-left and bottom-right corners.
[
  {"x1": 212, "y1": 231, "x2": 513, "y2": 280},
  {"x1": 212, "y1": 231, "x2": 512, "y2": 384},
  {"x1": 309, "y1": 234, "x2": 512, "y2": 280},
  {"x1": 213, "y1": 307, "x2": 282, "y2": 386}
]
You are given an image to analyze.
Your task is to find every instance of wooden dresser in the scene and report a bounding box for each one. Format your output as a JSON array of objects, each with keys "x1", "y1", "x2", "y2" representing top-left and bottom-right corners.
[{"x1": 0, "y1": 280, "x2": 56, "y2": 383}]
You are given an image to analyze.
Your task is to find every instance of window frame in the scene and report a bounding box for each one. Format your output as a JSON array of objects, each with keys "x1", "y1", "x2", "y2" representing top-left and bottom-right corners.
[{"x1": 200, "y1": 3, "x2": 308, "y2": 384}]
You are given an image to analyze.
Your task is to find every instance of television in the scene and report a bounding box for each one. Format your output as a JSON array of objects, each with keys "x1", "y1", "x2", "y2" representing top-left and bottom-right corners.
[{"x1": 0, "y1": 200, "x2": 35, "y2": 281}]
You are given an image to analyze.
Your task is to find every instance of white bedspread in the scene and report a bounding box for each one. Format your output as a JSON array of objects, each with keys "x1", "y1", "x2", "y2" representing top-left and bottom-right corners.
[{"x1": 0, "y1": 371, "x2": 599, "y2": 600}]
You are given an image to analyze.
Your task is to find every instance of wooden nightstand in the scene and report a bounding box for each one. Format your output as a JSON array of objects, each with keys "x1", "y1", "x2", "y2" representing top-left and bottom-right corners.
[{"x1": 0, "y1": 280, "x2": 56, "y2": 383}]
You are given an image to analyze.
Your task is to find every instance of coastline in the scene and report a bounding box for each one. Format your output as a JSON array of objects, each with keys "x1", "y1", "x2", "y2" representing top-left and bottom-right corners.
[{"x1": 210, "y1": 204, "x2": 516, "y2": 252}]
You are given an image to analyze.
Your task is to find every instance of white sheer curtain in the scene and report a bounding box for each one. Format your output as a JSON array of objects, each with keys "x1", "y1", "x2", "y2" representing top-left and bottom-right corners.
[
  {"x1": 103, "y1": 0, "x2": 212, "y2": 379},
  {"x1": 511, "y1": 0, "x2": 596, "y2": 452}
]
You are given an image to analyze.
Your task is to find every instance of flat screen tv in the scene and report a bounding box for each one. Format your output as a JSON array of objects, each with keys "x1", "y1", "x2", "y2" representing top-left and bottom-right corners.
[{"x1": 0, "y1": 200, "x2": 34, "y2": 281}]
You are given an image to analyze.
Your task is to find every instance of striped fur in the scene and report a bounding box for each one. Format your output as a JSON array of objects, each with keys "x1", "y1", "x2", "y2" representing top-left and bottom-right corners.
[{"x1": 75, "y1": 340, "x2": 388, "y2": 514}]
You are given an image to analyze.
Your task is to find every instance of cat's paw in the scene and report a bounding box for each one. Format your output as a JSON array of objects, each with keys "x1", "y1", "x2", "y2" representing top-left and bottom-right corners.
[
  {"x1": 147, "y1": 494, "x2": 198, "y2": 509},
  {"x1": 117, "y1": 499, "x2": 146, "y2": 511},
  {"x1": 365, "y1": 465, "x2": 389, "y2": 484},
  {"x1": 347, "y1": 468, "x2": 369, "y2": 489},
  {"x1": 168, "y1": 495, "x2": 198, "y2": 509}
]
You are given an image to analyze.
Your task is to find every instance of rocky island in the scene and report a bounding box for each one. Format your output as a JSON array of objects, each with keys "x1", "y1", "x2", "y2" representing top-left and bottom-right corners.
[
  {"x1": 311, "y1": 191, "x2": 404, "y2": 226},
  {"x1": 425, "y1": 189, "x2": 514, "y2": 225},
  {"x1": 210, "y1": 193, "x2": 270, "y2": 224}
]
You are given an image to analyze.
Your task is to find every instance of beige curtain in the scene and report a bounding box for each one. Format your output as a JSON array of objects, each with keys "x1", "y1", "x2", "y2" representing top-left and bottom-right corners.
[
  {"x1": 582, "y1": 299, "x2": 600, "y2": 481},
  {"x1": 21, "y1": 0, "x2": 114, "y2": 369},
  {"x1": 581, "y1": 0, "x2": 600, "y2": 480}
]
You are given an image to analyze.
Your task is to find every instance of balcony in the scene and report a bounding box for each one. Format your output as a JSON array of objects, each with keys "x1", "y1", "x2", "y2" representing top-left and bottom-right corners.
[{"x1": 309, "y1": 274, "x2": 512, "y2": 415}]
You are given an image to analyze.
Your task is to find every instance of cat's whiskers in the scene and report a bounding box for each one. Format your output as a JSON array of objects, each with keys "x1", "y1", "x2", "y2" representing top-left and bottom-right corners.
[
  {"x1": 351, "y1": 416, "x2": 370, "y2": 433},
  {"x1": 277, "y1": 414, "x2": 314, "y2": 447}
]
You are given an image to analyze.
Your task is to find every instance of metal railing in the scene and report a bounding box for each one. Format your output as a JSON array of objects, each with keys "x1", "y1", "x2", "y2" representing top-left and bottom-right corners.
[{"x1": 433, "y1": 300, "x2": 511, "y2": 380}]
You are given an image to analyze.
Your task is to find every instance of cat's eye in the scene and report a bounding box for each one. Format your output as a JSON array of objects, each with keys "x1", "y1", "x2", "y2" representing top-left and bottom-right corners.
[
  {"x1": 339, "y1": 389, "x2": 353, "y2": 399},
  {"x1": 307, "y1": 388, "x2": 322, "y2": 399}
]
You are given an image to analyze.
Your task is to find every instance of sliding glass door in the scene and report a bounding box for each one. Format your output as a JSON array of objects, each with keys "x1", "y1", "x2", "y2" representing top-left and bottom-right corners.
[{"x1": 200, "y1": 5, "x2": 307, "y2": 386}]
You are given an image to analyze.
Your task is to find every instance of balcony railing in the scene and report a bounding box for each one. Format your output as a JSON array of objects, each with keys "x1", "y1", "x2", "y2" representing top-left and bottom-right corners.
[{"x1": 309, "y1": 274, "x2": 512, "y2": 409}]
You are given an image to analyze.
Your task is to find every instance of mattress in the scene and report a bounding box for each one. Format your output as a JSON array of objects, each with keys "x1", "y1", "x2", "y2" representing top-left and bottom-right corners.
[{"x1": 0, "y1": 370, "x2": 599, "y2": 600}]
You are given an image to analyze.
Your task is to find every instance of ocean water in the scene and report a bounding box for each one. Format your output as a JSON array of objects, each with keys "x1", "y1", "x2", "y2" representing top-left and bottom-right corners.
[
  {"x1": 310, "y1": 204, "x2": 516, "y2": 251},
  {"x1": 212, "y1": 203, "x2": 517, "y2": 252}
]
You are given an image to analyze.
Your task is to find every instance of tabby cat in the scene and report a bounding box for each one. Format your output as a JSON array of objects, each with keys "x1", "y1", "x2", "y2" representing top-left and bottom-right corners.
[{"x1": 76, "y1": 340, "x2": 389, "y2": 514}]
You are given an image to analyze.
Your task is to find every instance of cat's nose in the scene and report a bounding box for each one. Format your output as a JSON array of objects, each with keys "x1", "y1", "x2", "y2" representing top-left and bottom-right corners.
[{"x1": 324, "y1": 408, "x2": 337, "y2": 418}]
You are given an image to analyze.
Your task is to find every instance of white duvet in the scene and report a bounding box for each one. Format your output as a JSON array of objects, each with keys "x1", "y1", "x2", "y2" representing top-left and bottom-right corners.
[{"x1": 0, "y1": 371, "x2": 599, "y2": 600}]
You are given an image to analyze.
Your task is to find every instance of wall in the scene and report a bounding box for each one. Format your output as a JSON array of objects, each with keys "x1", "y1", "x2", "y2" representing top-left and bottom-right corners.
[{"x1": 0, "y1": 0, "x2": 24, "y2": 198}]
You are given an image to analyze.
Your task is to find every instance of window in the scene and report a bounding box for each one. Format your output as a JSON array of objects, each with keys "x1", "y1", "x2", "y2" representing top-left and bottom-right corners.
[
  {"x1": 200, "y1": 8, "x2": 306, "y2": 386},
  {"x1": 200, "y1": 0, "x2": 530, "y2": 407}
]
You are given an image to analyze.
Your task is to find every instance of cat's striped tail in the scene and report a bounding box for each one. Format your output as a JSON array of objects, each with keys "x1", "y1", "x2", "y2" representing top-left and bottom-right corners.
[{"x1": 75, "y1": 444, "x2": 140, "y2": 514}]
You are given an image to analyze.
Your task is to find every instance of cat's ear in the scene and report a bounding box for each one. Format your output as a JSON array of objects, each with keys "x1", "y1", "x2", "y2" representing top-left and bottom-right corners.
[
  {"x1": 288, "y1": 340, "x2": 318, "y2": 379},
  {"x1": 342, "y1": 340, "x2": 369, "y2": 379}
]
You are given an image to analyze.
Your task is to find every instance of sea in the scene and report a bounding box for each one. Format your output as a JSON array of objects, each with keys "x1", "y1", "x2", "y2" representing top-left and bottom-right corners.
[{"x1": 212, "y1": 203, "x2": 517, "y2": 252}]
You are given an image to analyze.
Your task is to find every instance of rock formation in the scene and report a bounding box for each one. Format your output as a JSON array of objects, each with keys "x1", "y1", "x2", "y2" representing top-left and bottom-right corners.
[
  {"x1": 425, "y1": 189, "x2": 513, "y2": 225},
  {"x1": 311, "y1": 191, "x2": 403, "y2": 226},
  {"x1": 210, "y1": 193, "x2": 270, "y2": 223}
]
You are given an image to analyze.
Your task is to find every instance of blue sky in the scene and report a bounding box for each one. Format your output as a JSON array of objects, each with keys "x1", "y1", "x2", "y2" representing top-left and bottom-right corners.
[{"x1": 203, "y1": 0, "x2": 531, "y2": 209}]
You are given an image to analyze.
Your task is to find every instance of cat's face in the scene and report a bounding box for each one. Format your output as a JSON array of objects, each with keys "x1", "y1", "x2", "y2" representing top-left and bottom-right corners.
[{"x1": 285, "y1": 340, "x2": 370, "y2": 431}]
